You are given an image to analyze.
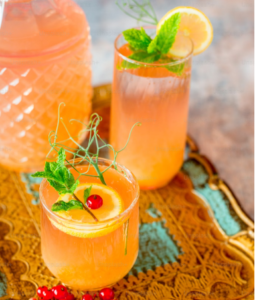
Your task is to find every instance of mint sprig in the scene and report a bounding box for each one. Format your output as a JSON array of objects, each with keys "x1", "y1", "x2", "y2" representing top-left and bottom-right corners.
[
  {"x1": 32, "y1": 148, "x2": 79, "y2": 195},
  {"x1": 32, "y1": 148, "x2": 98, "y2": 221},
  {"x1": 120, "y1": 13, "x2": 184, "y2": 75}
]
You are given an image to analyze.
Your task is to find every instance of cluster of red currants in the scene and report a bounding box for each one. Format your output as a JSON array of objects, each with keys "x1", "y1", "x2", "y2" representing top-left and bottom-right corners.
[{"x1": 33, "y1": 285, "x2": 115, "y2": 300}]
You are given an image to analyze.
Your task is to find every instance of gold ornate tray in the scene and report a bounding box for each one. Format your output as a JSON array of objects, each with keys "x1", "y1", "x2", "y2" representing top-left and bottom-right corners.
[{"x1": 0, "y1": 84, "x2": 254, "y2": 300}]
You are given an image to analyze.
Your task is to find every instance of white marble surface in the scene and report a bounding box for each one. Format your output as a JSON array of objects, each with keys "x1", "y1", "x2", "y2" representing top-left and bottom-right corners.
[{"x1": 75, "y1": 0, "x2": 254, "y2": 219}]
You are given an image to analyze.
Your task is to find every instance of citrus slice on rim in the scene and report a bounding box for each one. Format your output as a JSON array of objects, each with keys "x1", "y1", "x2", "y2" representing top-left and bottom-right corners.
[
  {"x1": 49, "y1": 183, "x2": 125, "y2": 238},
  {"x1": 157, "y1": 7, "x2": 213, "y2": 56}
]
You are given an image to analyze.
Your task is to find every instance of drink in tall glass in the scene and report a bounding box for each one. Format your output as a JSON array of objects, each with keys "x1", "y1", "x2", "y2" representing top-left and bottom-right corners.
[{"x1": 110, "y1": 28, "x2": 193, "y2": 189}]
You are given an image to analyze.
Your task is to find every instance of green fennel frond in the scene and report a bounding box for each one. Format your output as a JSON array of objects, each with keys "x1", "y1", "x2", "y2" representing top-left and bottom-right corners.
[{"x1": 116, "y1": 0, "x2": 158, "y2": 25}]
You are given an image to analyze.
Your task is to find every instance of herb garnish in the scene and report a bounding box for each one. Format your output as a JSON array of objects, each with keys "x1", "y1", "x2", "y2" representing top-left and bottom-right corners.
[
  {"x1": 116, "y1": 1, "x2": 183, "y2": 74},
  {"x1": 32, "y1": 104, "x2": 140, "y2": 221},
  {"x1": 32, "y1": 147, "x2": 98, "y2": 221},
  {"x1": 116, "y1": 0, "x2": 158, "y2": 25}
]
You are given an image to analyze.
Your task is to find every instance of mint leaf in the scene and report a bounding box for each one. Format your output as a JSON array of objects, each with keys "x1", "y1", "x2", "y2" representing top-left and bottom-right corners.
[
  {"x1": 129, "y1": 51, "x2": 161, "y2": 63},
  {"x1": 120, "y1": 51, "x2": 161, "y2": 70},
  {"x1": 31, "y1": 171, "x2": 62, "y2": 183},
  {"x1": 66, "y1": 200, "x2": 83, "y2": 211},
  {"x1": 52, "y1": 200, "x2": 83, "y2": 212},
  {"x1": 120, "y1": 60, "x2": 140, "y2": 70},
  {"x1": 155, "y1": 12, "x2": 181, "y2": 54},
  {"x1": 147, "y1": 36, "x2": 159, "y2": 54},
  {"x1": 63, "y1": 168, "x2": 75, "y2": 188},
  {"x1": 45, "y1": 161, "x2": 52, "y2": 174},
  {"x1": 48, "y1": 180, "x2": 69, "y2": 195},
  {"x1": 31, "y1": 171, "x2": 47, "y2": 178},
  {"x1": 47, "y1": 178, "x2": 79, "y2": 195},
  {"x1": 158, "y1": 55, "x2": 185, "y2": 76},
  {"x1": 123, "y1": 27, "x2": 152, "y2": 51},
  {"x1": 165, "y1": 62, "x2": 185, "y2": 76},
  {"x1": 52, "y1": 201, "x2": 68, "y2": 212},
  {"x1": 49, "y1": 161, "x2": 58, "y2": 173},
  {"x1": 140, "y1": 27, "x2": 152, "y2": 45},
  {"x1": 69, "y1": 179, "x2": 79, "y2": 194},
  {"x1": 83, "y1": 185, "x2": 92, "y2": 204},
  {"x1": 57, "y1": 147, "x2": 66, "y2": 166}
]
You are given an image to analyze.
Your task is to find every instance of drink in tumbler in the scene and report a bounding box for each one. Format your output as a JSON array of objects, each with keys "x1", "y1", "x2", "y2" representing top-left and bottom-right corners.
[{"x1": 40, "y1": 158, "x2": 139, "y2": 290}]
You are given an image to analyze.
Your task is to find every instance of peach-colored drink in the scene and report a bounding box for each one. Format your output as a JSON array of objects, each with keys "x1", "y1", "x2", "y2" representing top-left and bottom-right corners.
[
  {"x1": 40, "y1": 159, "x2": 139, "y2": 290},
  {"x1": 110, "y1": 28, "x2": 193, "y2": 189},
  {"x1": 0, "y1": 0, "x2": 92, "y2": 172}
]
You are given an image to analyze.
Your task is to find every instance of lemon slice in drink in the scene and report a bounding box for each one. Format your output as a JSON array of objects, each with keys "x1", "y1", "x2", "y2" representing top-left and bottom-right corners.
[
  {"x1": 49, "y1": 183, "x2": 124, "y2": 238},
  {"x1": 157, "y1": 7, "x2": 213, "y2": 56}
]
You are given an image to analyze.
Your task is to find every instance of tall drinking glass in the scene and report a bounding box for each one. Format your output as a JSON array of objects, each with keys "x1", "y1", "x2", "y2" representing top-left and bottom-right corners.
[{"x1": 110, "y1": 27, "x2": 193, "y2": 190}]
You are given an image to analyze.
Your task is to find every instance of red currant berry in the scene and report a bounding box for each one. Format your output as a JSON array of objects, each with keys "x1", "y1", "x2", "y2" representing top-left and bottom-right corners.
[
  {"x1": 87, "y1": 194, "x2": 103, "y2": 209},
  {"x1": 53, "y1": 285, "x2": 68, "y2": 299},
  {"x1": 82, "y1": 294, "x2": 93, "y2": 300},
  {"x1": 63, "y1": 293, "x2": 75, "y2": 300},
  {"x1": 42, "y1": 288, "x2": 54, "y2": 300},
  {"x1": 99, "y1": 288, "x2": 114, "y2": 300},
  {"x1": 37, "y1": 286, "x2": 47, "y2": 298}
]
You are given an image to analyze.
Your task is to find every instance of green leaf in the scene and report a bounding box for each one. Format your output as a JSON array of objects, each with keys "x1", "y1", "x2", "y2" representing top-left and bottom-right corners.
[
  {"x1": 54, "y1": 167, "x2": 67, "y2": 185},
  {"x1": 51, "y1": 200, "x2": 83, "y2": 212},
  {"x1": 31, "y1": 171, "x2": 47, "y2": 178},
  {"x1": 83, "y1": 185, "x2": 92, "y2": 204},
  {"x1": 120, "y1": 51, "x2": 161, "y2": 70},
  {"x1": 57, "y1": 148, "x2": 66, "y2": 166},
  {"x1": 62, "y1": 168, "x2": 76, "y2": 189},
  {"x1": 31, "y1": 171, "x2": 62, "y2": 183},
  {"x1": 44, "y1": 161, "x2": 52, "y2": 174},
  {"x1": 129, "y1": 51, "x2": 161, "y2": 63},
  {"x1": 49, "y1": 161, "x2": 58, "y2": 173},
  {"x1": 147, "y1": 36, "x2": 159, "y2": 54},
  {"x1": 140, "y1": 27, "x2": 152, "y2": 45},
  {"x1": 158, "y1": 55, "x2": 185, "y2": 76},
  {"x1": 165, "y1": 62, "x2": 185, "y2": 76},
  {"x1": 123, "y1": 27, "x2": 152, "y2": 51},
  {"x1": 66, "y1": 200, "x2": 83, "y2": 211},
  {"x1": 69, "y1": 179, "x2": 80, "y2": 194},
  {"x1": 155, "y1": 12, "x2": 181, "y2": 54},
  {"x1": 48, "y1": 180, "x2": 68, "y2": 195},
  {"x1": 52, "y1": 201, "x2": 68, "y2": 212},
  {"x1": 120, "y1": 60, "x2": 140, "y2": 70}
]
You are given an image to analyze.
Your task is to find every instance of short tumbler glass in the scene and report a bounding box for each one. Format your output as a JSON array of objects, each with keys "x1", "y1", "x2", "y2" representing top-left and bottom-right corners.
[{"x1": 40, "y1": 158, "x2": 139, "y2": 290}]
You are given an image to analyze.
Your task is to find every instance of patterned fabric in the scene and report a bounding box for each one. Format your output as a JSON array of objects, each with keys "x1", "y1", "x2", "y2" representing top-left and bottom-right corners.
[{"x1": 0, "y1": 85, "x2": 253, "y2": 299}]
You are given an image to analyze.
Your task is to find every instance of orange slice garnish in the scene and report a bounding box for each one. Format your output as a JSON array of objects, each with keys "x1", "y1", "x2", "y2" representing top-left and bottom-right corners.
[
  {"x1": 157, "y1": 6, "x2": 213, "y2": 56},
  {"x1": 49, "y1": 183, "x2": 124, "y2": 238}
]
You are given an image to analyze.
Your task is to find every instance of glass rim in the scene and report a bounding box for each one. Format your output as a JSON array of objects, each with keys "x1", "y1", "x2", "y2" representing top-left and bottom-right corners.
[
  {"x1": 114, "y1": 25, "x2": 194, "y2": 67},
  {"x1": 40, "y1": 157, "x2": 140, "y2": 228}
]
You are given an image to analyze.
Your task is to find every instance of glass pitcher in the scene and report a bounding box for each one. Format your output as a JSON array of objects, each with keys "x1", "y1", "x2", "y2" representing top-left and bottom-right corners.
[{"x1": 0, "y1": 0, "x2": 92, "y2": 172}]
